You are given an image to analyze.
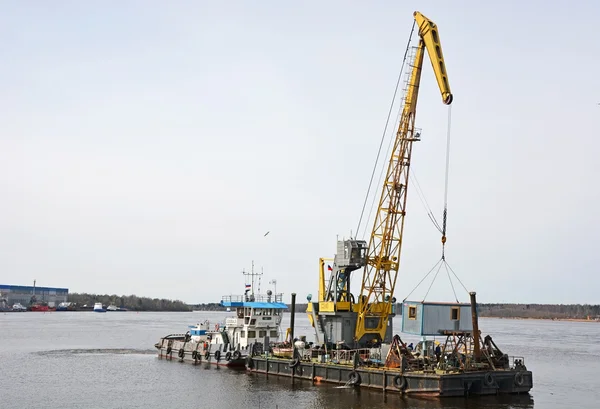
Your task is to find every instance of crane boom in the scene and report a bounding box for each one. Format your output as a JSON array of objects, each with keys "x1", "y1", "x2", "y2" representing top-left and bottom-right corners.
[{"x1": 354, "y1": 11, "x2": 453, "y2": 345}]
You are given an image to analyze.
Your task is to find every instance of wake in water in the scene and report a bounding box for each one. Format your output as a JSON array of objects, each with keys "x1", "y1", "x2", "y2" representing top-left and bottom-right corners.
[{"x1": 36, "y1": 348, "x2": 156, "y2": 356}]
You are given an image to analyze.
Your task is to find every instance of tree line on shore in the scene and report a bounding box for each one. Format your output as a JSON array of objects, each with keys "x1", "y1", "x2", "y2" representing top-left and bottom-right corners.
[
  {"x1": 68, "y1": 293, "x2": 191, "y2": 311},
  {"x1": 67, "y1": 293, "x2": 600, "y2": 319}
]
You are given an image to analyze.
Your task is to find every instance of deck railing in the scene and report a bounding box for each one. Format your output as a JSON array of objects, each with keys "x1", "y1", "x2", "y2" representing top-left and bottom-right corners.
[{"x1": 222, "y1": 293, "x2": 284, "y2": 303}]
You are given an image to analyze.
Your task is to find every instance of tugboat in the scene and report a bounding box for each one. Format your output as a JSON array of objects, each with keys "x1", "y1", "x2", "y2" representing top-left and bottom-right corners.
[
  {"x1": 93, "y1": 302, "x2": 106, "y2": 313},
  {"x1": 155, "y1": 265, "x2": 287, "y2": 367}
]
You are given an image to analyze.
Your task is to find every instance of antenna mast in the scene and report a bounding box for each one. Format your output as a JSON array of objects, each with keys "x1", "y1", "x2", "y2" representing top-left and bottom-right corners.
[{"x1": 242, "y1": 260, "x2": 264, "y2": 296}]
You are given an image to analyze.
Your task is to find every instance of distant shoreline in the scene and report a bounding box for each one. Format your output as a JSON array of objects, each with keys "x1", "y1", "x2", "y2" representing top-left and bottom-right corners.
[{"x1": 482, "y1": 316, "x2": 600, "y2": 323}]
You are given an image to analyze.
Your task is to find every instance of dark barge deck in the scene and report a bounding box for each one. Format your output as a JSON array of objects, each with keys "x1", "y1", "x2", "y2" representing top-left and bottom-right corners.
[{"x1": 245, "y1": 355, "x2": 532, "y2": 397}]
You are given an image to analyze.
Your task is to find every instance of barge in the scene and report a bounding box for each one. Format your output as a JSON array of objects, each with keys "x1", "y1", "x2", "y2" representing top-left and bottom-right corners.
[{"x1": 154, "y1": 10, "x2": 533, "y2": 399}]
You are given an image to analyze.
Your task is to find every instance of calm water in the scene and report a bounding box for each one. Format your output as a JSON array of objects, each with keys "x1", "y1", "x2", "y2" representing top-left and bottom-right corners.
[{"x1": 1, "y1": 311, "x2": 599, "y2": 409}]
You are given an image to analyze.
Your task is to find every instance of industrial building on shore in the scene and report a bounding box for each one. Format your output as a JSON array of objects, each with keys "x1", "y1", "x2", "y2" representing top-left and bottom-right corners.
[{"x1": 0, "y1": 283, "x2": 68, "y2": 308}]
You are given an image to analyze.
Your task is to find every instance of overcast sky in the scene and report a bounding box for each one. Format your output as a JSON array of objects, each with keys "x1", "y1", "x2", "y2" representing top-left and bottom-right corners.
[{"x1": 1, "y1": 1, "x2": 598, "y2": 305}]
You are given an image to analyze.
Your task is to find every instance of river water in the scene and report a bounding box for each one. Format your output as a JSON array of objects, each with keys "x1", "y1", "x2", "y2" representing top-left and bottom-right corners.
[{"x1": 1, "y1": 311, "x2": 598, "y2": 409}]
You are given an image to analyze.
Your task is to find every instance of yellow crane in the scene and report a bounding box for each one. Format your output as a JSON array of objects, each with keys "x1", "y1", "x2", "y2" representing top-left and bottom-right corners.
[
  {"x1": 354, "y1": 11, "x2": 453, "y2": 344},
  {"x1": 306, "y1": 11, "x2": 453, "y2": 348}
]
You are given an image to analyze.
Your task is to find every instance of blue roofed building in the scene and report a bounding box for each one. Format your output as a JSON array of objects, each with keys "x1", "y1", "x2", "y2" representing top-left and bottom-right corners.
[{"x1": 0, "y1": 283, "x2": 68, "y2": 308}]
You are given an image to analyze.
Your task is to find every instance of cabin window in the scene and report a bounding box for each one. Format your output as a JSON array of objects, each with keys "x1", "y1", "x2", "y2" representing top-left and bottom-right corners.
[
  {"x1": 255, "y1": 308, "x2": 262, "y2": 316},
  {"x1": 259, "y1": 330, "x2": 266, "y2": 337},
  {"x1": 270, "y1": 330, "x2": 278, "y2": 337},
  {"x1": 273, "y1": 310, "x2": 280, "y2": 316},
  {"x1": 248, "y1": 330, "x2": 256, "y2": 338},
  {"x1": 250, "y1": 319, "x2": 256, "y2": 325},
  {"x1": 237, "y1": 308, "x2": 244, "y2": 318},
  {"x1": 241, "y1": 331, "x2": 246, "y2": 338},
  {"x1": 451, "y1": 307, "x2": 460, "y2": 321},
  {"x1": 408, "y1": 306, "x2": 417, "y2": 319}
]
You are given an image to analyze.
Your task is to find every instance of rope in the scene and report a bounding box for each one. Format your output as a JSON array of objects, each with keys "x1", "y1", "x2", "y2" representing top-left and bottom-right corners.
[
  {"x1": 361, "y1": 106, "x2": 401, "y2": 239},
  {"x1": 444, "y1": 260, "x2": 469, "y2": 294},
  {"x1": 356, "y1": 20, "x2": 416, "y2": 239},
  {"x1": 402, "y1": 258, "x2": 443, "y2": 302},
  {"x1": 441, "y1": 105, "x2": 452, "y2": 258},
  {"x1": 423, "y1": 261, "x2": 444, "y2": 301},
  {"x1": 444, "y1": 262, "x2": 459, "y2": 302},
  {"x1": 410, "y1": 170, "x2": 442, "y2": 234}
]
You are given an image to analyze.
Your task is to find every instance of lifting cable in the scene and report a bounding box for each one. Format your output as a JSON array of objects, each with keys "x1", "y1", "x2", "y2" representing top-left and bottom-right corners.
[
  {"x1": 403, "y1": 105, "x2": 469, "y2": 303},
  {"x1": 441, "y1": 105, "x2": 452, "y2": 259},
  {"x1": 356, "y1": 20, "x2": 416, "y2": 240}
]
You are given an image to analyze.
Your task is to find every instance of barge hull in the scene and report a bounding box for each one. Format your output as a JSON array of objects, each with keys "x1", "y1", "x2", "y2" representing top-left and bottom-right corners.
[{"x1": 246, "y1": 356, "x2": 532, "y2": 397}]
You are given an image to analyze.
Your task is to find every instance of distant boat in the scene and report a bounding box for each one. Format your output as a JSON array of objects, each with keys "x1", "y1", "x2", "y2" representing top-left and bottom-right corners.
[
  {"x1": 93, "y1": 302, "x2": 106, "y2": 313},
  {"x1": 106, "y1": 305, "x2": 128, "y2": 312},
  {"x1": 12, "y1": 303, "x2": 27, "y2": 312}
]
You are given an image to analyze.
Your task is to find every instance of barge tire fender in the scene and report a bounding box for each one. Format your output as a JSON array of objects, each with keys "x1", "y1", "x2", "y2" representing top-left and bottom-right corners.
[
  {"x1": 233, "y1": 351, "x2": 241, "y2": 360},
  {"x1": 166, "y1": 346, "x2": 172, "y2": 355},
  {"x1": 484, "y1": 372, "x2": 494, "y2": 386},
  {"x1": 348, "y1": 371, "x2": 361, "y2": 386},
  {"x1": 191, "y1": 350, "x2": 197, "y2": 359},
  {"x1": 514, "y1": 372, "x2": 524, "y2": 386},
  {"x1": 178, "y1": 348, "x2": 185, "y2": 358},
  {"x1": 393, "y1": 374, "x2": 406, "y2": 390},
  {"x1": 290, "y1": 357, "x2": 300, "y2": 369},
  {"x1": 225, "y1": 352, "x2": 232, "y2": 361},
  {"x1": 204, "y1": 351, "x2": 210, "y2": 360},
  {"x1": 215, "y1": 350, "x2": 221, "y2": 361}
]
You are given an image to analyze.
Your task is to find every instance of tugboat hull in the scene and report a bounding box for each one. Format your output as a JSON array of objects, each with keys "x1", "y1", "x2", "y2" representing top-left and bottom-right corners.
[{"x1": 155, "y1": 337, "x2": 247, "y2": 368}]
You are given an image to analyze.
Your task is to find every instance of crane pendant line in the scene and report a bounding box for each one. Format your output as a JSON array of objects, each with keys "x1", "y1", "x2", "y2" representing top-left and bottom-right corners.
[{"x1": 354, "y1": 11, "x2": 453, "y2": 345}]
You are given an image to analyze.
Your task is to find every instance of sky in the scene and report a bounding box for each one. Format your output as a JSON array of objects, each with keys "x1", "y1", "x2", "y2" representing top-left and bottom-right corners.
[{"x1": 0, "y1": 1, "x2": 599, "y2": 305}]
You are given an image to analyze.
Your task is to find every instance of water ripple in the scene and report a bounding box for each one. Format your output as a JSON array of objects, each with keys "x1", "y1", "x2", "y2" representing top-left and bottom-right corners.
[{"x1": 36, "y1": 348, "x2": 156, "y2": 356}]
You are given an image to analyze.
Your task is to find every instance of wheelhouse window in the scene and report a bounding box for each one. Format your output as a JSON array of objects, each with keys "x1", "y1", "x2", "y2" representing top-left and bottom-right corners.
[
  {"x1": 270, "y1": 330, "x2": 278, "y2": 337},
  {"x1": 259, "y1": 330, "x2": 266, "y2": 337},
  {"x1": 451, "y1": 307, "x2": 460, "y2": 321},
  {"x1": 408, "y1": 306, "x2": 417, "y2": 319}
]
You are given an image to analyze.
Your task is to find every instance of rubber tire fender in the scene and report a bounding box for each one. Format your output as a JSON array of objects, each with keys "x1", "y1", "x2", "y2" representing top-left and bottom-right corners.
[
  {"x1": 204, "y1": 351, "x2": 210, "y2": 360},
  {"x1": 215, "y1": 350, "x2": 221, "y2": 361},
  {"x1": 233, "y1": 351, "x2": 242, "y2": 360},
  {"x1": 290, "y1": 357, "x2": 300, "y2": 369},
  {"x1": 225, "y1": 351, "x2": 232, "y2": 361},
  {"x1": 484, "y1": 372, "x2": 494, "y2": 386},
  {"x1": 514, "y1": 372, "x2": 524, "y2": 387},
  {"x1": 166, "y1": 346, "x2": 172, "y2": 355},
  {"x1": 393, "y1": 374, "x2": 406, "y2": 390},
  {"x1": 348, "y1": 371, "x2": 361, "y2": 386},
  {"x1": 178, "y1": 348, "x2": 185, "y2": 358}
]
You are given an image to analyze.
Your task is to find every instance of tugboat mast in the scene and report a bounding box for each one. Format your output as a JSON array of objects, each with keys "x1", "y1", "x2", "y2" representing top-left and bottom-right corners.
[{"x1": 242, "y1": 260, "x2": 263, "y2": 300}]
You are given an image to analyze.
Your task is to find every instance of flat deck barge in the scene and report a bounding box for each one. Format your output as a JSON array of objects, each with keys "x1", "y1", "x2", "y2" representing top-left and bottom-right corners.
[{"x1": 245, "y1": 354, "x2": 532, "y2": 397}]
